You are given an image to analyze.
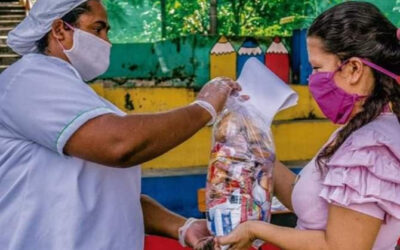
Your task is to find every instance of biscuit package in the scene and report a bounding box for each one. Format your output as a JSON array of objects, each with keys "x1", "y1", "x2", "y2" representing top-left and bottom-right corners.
[
  {"x1": 206, "y1": 98, "x2": 275, "y2": 248},
  {"x1": 205, "y1": 58, "x2": 298, "y2": 248}
]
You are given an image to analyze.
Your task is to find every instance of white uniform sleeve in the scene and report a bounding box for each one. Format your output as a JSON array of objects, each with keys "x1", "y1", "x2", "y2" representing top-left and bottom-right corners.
[{"x1": 0, "y1": 62, "x2": 116, "y2": 155}]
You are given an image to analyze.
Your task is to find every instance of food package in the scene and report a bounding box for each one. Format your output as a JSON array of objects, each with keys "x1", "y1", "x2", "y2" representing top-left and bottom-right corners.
[{"x1": 206, "y1": 58, "x2": 298, "y2": 248}]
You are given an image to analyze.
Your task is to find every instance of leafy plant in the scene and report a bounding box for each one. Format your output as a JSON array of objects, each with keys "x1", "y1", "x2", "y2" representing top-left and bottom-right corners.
[{"x1": 102, "y1": 0, "x2": 399, "y2": 43}]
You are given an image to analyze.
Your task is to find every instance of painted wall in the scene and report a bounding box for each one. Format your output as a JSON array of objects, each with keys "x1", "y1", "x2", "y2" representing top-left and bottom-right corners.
[
  {"x1": 100, "y1": 35, "x2": 296, "y2": 88},
  {"x1": 142, "y1": 169, "x2": 302, "y2": 219},
  {"x1": 91, "y1": 83, "x2": 338, "y2": 170}
]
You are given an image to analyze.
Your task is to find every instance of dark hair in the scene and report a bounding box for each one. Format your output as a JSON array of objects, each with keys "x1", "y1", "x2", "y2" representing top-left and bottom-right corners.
[
  {"x1": 308, "y1": 1, "x2": 400, "y2": 173},
  {"x1": 36, "y1": 1, "x2": 95, "y2": 53}
]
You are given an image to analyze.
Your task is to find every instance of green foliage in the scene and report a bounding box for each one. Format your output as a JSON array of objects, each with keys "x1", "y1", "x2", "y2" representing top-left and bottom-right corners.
[
  {"x1": 361, "y1": 0, "x2": 400, "y2": 26},
  {"x1": 103, "y1": 0, "x2": 162, "y2": 43},
  {"x1": 103, "y1": 0, "x2": 400, "y2": 43},
  {"x1": 296, "y1": 0, "x2": 344, "y2": 28},
  {"x1": 165, "y1": 0, "x2": 210, "y2": 36},
  {"x1": 216, "y1": 0, "x2": 308, "y2": 36}
]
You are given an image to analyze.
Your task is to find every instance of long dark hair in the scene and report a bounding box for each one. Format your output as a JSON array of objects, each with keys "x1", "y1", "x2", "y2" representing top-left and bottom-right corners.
[{"x1": 308, "y1": 1, "x2": 400, "y2": 172}]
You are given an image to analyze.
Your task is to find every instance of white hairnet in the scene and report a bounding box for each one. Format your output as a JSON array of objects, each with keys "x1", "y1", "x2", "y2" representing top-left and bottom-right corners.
[{"x1": 7, "y1": 0, "x2": 88, "y2": 55}]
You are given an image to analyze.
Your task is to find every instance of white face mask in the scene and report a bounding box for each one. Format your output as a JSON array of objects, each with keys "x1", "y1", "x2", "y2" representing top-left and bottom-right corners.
[{"x1": 58, "y1": 23, "x2": 111, "y2": 81}]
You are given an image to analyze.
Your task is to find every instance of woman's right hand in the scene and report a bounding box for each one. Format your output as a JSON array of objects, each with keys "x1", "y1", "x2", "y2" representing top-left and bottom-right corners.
[
  {"x1": 214, "y1": 221, "x2": 257, "y2": 250},
  {"x1": 196, "y1": 77, "x2": 242, "y2": 114}
]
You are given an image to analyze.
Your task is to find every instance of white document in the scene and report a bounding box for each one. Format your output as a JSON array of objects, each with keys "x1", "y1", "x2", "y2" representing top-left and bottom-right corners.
[{"x1": 236, "y1": 57, "x2": 299, "y2": 126}]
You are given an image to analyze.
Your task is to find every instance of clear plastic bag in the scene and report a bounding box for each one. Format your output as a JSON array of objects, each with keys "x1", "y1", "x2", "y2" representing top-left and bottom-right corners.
[
  {"x1": 206, "y1": 98, "x2": 275, "y2": 248},
  {"x1": 205, "y1": 58, "x2": 298, "y2": 249}
]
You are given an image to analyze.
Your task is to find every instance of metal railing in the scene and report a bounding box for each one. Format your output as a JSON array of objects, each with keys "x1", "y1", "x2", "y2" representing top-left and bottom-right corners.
[{"x1": 19, "y1": 0, "x2": 34, "y2": 15}]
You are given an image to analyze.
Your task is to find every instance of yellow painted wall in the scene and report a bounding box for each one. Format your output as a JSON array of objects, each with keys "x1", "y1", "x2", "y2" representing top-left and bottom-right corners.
[
  {"x1": 275, "y1": 85, "x2": 312, "y2": 120},
  {"x1": 90, "y1": 83, "x2": 105, "y2": 97},
  {"x1": 272, "y1": 120, "x2": 337, "y2": 161},
  {"x1": 142, "y1": 128, "x2": 212, "y2": 169},
  {"x1": 210, "y1": 53, "x2": 237, "y2": 80},
  {"x1": 95, "y1": 84, "x2": 326, "y2": 120},
  {"x1": 140, "y1": 120, "x2": 337, "y2": 169},
  {"x1": 91, "y1": 83, "x2": 335, "y2": 169},
  {"x1": 103, "y1": 87, "x2": 195, "y2": 112},
  {"x1": 311, "y1": 98, "x2": 325, "y2": 118}
]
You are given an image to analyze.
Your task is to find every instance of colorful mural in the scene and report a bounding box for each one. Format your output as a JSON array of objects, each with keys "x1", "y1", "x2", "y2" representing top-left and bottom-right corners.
[
  {"x1": 208, "y1": 36, "x2": 291, "y2": 84},
  {"x1": 265, "y1": 37, "x2": 290, "y2": 84},
  {"x1": 102, "y1": 34, "x2": 300, "y2": 87},
  {"x1": 209, "y1": 36, "x2": 237, "y2": 80},
  {"x1": 237, "y1": 38, "x2": 264, "y2": 75}
]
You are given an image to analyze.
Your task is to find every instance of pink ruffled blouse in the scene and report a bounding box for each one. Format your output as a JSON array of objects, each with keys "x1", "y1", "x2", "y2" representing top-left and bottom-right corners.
[{"x1": 292, "y1": 112, "x2": 400, "y2": 250}]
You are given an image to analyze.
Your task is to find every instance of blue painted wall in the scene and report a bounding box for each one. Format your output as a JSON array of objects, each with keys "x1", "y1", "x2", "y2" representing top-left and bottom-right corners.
[
  {"x1": 291, "y1": 29, "x2": 312, "y2": 85},
  {"x1": 237, "y1": 38, "x2": 265, "y2": 76},
  {"x1": 141, "y1": 168, "x2": 302, "y2": 218},
  {"x1": 142, "y1": 174, "x2": 207, "y2": 218}
]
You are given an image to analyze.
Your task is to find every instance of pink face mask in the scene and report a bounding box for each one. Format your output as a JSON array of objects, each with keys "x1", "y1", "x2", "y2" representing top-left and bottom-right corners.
[{"x1": 309, "y1": 58, "x2": 400, "y2": 125}]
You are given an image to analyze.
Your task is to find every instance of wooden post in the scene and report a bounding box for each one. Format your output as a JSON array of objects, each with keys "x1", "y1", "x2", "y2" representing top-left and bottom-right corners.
[
  {"x1": 160, "y1": 0, "x2": 166, "y2": 39},
  {"x1": 210, "y1": 0, "x2": 218, "y2": 35}
]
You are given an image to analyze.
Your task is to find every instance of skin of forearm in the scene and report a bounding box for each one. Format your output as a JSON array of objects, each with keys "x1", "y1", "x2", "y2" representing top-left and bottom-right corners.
[
  {"x1": 141, "y1": 195, "x2": 186, "y2": 239},
  {"x1": 115, "y1": 104, "x2": 210, "y2": 167},
  {"x1": 273, "y1": 160, "x2": 296, "y2": 211},
  {"x1": 252, "y1": 222, "x2": 328, "y2": 250}
]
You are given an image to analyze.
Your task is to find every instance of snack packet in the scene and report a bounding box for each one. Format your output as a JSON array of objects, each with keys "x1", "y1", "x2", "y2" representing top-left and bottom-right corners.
[{"x1": 206, "y1": 58, "x2": 298, "y2": 249}]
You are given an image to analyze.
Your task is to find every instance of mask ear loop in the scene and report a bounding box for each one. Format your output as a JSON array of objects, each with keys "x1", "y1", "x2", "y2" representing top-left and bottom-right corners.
[
  {"x1": 360, "y1": 58, "x2": 400, "y2": 84},
  {"x1": 337, "y1": 60, "x2": 368, "y2": 100},
  {"x1": 337, "y1": 60, "x2": 350, "y2": 71},
  {"x1": 359, "y1": 58, "x2": 399, "y2": 112},
  {"x1": 63, "y1": 22, "x2": 75, "y2": 31},
  {"x1": 57, "y1": 22, "x2": 75, "y2": 50},
  {"x1": 56, "y1": 39, "x2": 65, "y2": 50},
  {"x1": 329, "y1": 59, "x2": 349, "y2": 80}
]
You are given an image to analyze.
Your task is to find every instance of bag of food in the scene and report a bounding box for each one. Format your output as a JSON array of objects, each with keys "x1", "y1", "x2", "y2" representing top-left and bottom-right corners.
[{"x1": 206, "y1": 58, "x2": 298, "y2": 248}]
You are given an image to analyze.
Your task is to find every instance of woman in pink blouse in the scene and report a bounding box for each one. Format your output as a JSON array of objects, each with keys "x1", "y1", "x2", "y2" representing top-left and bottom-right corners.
[{"x1": 215, "y1": 2, "x2": 400, "y2": 250}]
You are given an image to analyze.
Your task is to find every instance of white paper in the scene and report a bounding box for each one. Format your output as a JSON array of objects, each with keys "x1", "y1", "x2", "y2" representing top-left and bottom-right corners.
[{"x1": 236, "y1": 57, "x2": 298, "y2": 127}]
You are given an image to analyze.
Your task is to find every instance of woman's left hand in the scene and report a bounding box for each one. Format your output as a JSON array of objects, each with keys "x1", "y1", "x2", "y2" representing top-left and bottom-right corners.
[{"x1": 214, "y1": 221, "x2": 256, "y2": 250}]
